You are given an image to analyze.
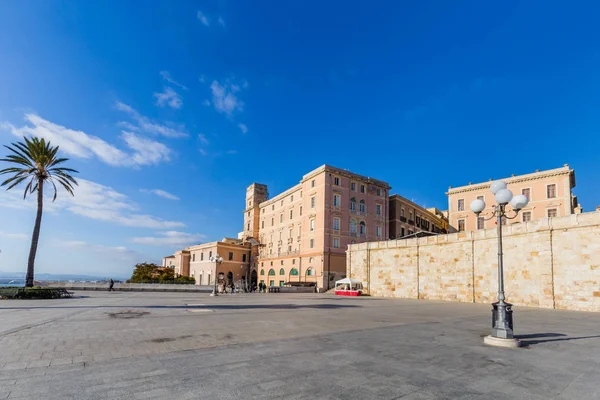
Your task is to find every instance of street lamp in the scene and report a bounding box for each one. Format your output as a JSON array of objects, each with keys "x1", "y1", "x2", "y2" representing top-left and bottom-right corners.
[
  {"x1": 209, "y1": 254, "x2": 223, "y2": 296},
  {"x1": 470, "y1": 180, "x2": 529, "y2": 348}
]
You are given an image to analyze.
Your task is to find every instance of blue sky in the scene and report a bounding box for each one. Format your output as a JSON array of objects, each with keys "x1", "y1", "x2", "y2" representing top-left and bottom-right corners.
[{"x1": 1, "y1": 1, "x2": 600, "y2": 278}]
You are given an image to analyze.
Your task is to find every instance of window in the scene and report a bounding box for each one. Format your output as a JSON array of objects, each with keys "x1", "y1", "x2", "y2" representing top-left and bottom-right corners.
[
  {"x1": 522, "y1": 188, "x2": 531, "y2": 199},
  {"x1": 289, "y1": 228, "x2": 293, "y2": 238},
  {"x1": 270, "y1": 261, "x2": 273, "y2": 266},
  {"x1": 334, "y1": 194, "x2": 341, "y2": 207},
  {"x1": 400, "y1": 208, "x2": 405, "y2": 217},
  {"x1": 228, "y1": 252, "x2": 234, "y2": 261},
  {"x1": 248, "y1": 200, "x2": 251, "y2": 207},
  {"x1": 310, "y1": 239, "x2": 314, "y2": 248},
  {"x1": 401, "y1": 227, "x2": 405, "y2": 237},
  {"x1": 260, "y1": 269, "x2": 265, "y2": 275},
  {"x1": 351, "y1": 182, "x2": 356, "y2": 191},
  {"x1": 350, "y1": 197, "x2": 356, "y2": 211},
  {"x1": 547, "y1": 184, "x2": 556, "y2": 199},
  {"x1": 377, "y1": 188, "x2": 381, "y2": 196},
  {"x1": 292, "y1": 259, "x2": 296, "y2": 264},
  {"x1": 280, "y1": 200, "x2": 283, "y2": 206},
  {"x1": 247, "y1": 211, "x2": 250, "y2": 217},
  {"x1": 280, "y1": 260, "x2": 284, "y2": 265},
  {"x1": 309, "y1": 257, "x2": 313, "y2": 263},
  {"x1": 247, "y1": 223, "x2": 250, "y2": 231},
  {"x1": 333, "y1": 238, "x2": 339, "y2": 248},
  {"x1": 359, "y1": 221, "x2": 366, "y2": 235},
  {"x1": 192, "y1": 254, "x2": 195, "y2": 262},
  {"x1": 477, "y1": 195, "x2": 484, "y2": 201},
  {"x1": 311, "y1": 180, "x2": 315, "y2": 188},
  {"x1": 359, "y1": 200, "x2": 365, "y2": 213},
  {"x1": 200, "y1": 253, "x2": 204, "y2": 261},
  {"x1": 270, "y1": 280, "x2": 275, "y2": 287},
  {"x1": 360, "y1": 185, "x2": 365, "y2": 193},
  {"x1": 311, "y1": 196, "x2": 316, "y2": 208},
  {"x1": 376, "y1": 226, "x2": 382, "y2": 237},
  {"x1": 271, "y1": 218, "x2": 274, "y2": 226},
  {"x1": 291, "y1": 195, "x2": 294, "y2": 202},
  {"x1": 333, "y1": 217, "x2": 340, "y2": 231},
  {"x1": 477, "y1": 217, "x2": 484, "y2": 230},
  {"x1": 268, "y1": 269, "x2": 275, "y2": 276},
  {"x1": 458, "y1": 219, "x2": 465, "y2": 232},
  {"x1": 334, "y1": 176, "x2": 340, "y2": 185},
  {"x1": 300, "y1": 206, "x2": 302, "y2": 216},
  {"x1": 290, "y1": 210, "x2": 293, "y2": 219},
  {"x1": 243, "y1": 254, "x2": 247, "y2": 262},
  {"x1": 522, "y1": 211, "x2": 532, "y2": 222},
  {"x1": 350, "y1": 219, "x2": 357, "y2": 233},
  {"x1": 376, "y1": 204, "x2": 382, "y2": 216},
  {"x1": 416, "y1": 216, "x2": 421, "y2": 225},
  {"x1": 279, "y1": 281, "x2": 285, "y2": 287},
  {"x1": 290, "y1": 268, "x2": 299, "y2": 276},
  {"x1": 548, "y1": 209, "x2": 557, "y2": 218},
  {"x1": 409, "y1": 211, "x2": 413, "y2": 221},
  {"x1": 261, "y1": 220, "x2": 264, "y2": 229},
  {"x1": 306, "y1": 268, "x2": 315, "y2": 276},
  {"x1": 209, "y1": 251, "x2": 212, "y2": 258},
  {"x1": 458, "y1": 199, "x2": 465, "y2": 211},
  {"x1": 310, "y1": 219, "x2": 315, "y2": 231},
  {"x1": 272, "y1": 205, "x2": 274, "y2": 211},
  {"x1": 280, "y1": 214, "x2": 283, "y2": 223}
]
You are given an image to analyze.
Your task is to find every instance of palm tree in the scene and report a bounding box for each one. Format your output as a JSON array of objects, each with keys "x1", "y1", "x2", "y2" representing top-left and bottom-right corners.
[{"x1": 0, "y1": 137, "x2": 78, "y2": 287}]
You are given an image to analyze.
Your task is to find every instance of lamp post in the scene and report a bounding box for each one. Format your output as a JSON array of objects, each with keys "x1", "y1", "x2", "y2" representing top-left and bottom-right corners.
[
  {"x1": 209, "y1": 254, "x2": 223, "y2": 297},
  {"x1": 469, "y1": 180, "x2": 529, "y2": 348}
]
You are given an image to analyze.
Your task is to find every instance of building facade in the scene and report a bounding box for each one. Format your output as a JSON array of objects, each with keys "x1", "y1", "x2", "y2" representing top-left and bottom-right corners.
[
  {"x1": 388, "y1": 194, "x2": 448, "y2": 239},
  {"x1": 162, "y1": 238, "x2": 251, "y2": 288},
  {"x1": 242, "y1": 165, "x2": 391, "y2": 290},
  {"x1": 446, "y1": 165, "x2": 581, "y2": 232}
]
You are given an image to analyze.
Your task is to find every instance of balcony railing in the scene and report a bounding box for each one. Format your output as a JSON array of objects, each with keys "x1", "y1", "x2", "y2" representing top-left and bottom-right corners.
[
  {"x1": 408, "y1": 220, "x2": 415, "y2": 225},
  {"x1": 400, "y1": 216, "x2": 407, "y2": 222},
  {"x1": 349, "y1": 232, "x2": 357, "y2": 237}
]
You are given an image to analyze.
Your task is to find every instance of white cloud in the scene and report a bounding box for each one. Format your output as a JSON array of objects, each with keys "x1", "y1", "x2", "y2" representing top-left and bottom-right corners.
[
  {"x1": 218, "y1": 17, "x2": 225, "y2": 27},
  {"x1": 58, "y1": 241, "x2": 143, "y2": 261},
  {"x1": 115, "y1": 102, "x2": 187, "y2": 138},
  {"x1": 198, "y1": 133, "x2": 209, "y2": 145},
  {"x1": 159, "y1": 71, "x2": 188, "y2": 90},
  {"x1": 0, "y1": 178, "x2": 185, "y2": 229},
  {"x1": 210, "y1": 80, "x2": 244, "y2": 116},
  {"x1": 238, "y1": 123, "x2": 248, "y2": 134},
  {"x1": 2, "y1": 114, "x2": 170, "y2": 167},
  {"x1": 131, "y1": 231, "x2": 205, "y2": 247},
  {"x1": 197, "y1": 11, "x2": 209, "y2": 26},
  {"x1": 154, "y1": 87, "x2": 183, "y2": 109},
  {"x1": 140, "y1": 189, "x2": 180, "y2": 201},
  {"x1": 0, "y1": 231, "x2": 28, "y2": 240}
]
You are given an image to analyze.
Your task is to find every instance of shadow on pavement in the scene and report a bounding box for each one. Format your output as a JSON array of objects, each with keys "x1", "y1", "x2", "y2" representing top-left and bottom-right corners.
[
  {"x1": 0, "y1": 303, "x2": 362, "y2": 311},
  {"x1": 517, "y1": 332, "x2": 600, "y2": 346}
]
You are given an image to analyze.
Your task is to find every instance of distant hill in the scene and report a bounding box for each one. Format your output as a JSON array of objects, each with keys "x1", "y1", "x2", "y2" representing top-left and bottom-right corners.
[{"x1": 0, "y1": 271, "x2": 126, "y2": 281}]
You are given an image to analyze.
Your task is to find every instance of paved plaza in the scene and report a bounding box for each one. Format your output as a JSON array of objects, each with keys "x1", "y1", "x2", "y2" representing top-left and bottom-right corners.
[{"x1": 0, "y1": 291, "x2": 599, "y2": 399}]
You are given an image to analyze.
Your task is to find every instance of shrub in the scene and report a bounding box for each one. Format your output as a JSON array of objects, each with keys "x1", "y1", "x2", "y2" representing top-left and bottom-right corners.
[{"x1": 0, "y1": 287, "x2": 69, "y2": 299}]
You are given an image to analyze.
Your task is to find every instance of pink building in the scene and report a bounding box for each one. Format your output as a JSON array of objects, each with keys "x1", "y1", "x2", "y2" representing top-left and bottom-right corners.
[
  {"x1": 447, "y1": 165, "x2": 581, "y2": 232},
  {"x1": 242, "y1": 165, "x2": 390, "y2": 290}
]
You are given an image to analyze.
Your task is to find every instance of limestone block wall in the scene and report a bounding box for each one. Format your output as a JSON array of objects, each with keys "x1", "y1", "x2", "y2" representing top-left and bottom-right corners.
[{"x1": 347, "y1": 212, "x2": 600, "y2": 312}]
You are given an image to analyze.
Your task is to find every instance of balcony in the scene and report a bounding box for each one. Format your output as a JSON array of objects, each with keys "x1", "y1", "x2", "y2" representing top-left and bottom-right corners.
[
  {"x1": 408, "y1": 220, "x2": 415, "y2": 225},
  {"x1": 399, "y1": 216, "x2": 407, "y2": 222},
  {"x1": 349, "y1": 232, "x2": 357, "y2": 237}
]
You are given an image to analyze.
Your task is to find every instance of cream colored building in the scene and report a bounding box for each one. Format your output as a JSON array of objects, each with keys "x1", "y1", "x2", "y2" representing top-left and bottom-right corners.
[
  {"x1": 388, "y1": 194, "x2": 448, "y2": 239},
  {"x1": 447, "y1": 165, "x2": 581, "y2": 232},
  {"x1": 242, "y1": 165, "x2": 391, "y2": 290},
  {"x1": 162, "y1": 238, "x2": 251, "y2": 287}
]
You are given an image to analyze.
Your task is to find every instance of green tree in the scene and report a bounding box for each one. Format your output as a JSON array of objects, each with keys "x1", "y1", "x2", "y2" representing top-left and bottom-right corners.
[
  {"x1": 0, "y1": 137, "x2": 78, "y2": 287},
  {"x1": 130, "y1": 262, "x2": 161, "y2": 282}
]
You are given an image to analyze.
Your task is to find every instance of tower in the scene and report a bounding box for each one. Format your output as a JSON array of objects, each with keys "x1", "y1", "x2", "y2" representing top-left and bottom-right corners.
[{"x1": 243, "y1": 183, "x2": 268, "y2": 240}]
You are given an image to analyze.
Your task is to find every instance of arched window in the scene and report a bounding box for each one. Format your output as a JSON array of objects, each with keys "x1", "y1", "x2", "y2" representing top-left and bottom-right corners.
[
  {"x1": 350, "y1": 197, "x2": 356, "y2": 211},
  {"x1": 279, "y1": 268, "x2": 285, "y2": 275},
  {"x1": 359, "y1": 221, "x2": 366, "y2": 235},
  {"x1": 268, "y1": 269, "x2": 276, "y2": 276},
  {"x1": 350, "y1": 219, "x2": 357, "y2": 233},
  {"x1": 260, "y1": 269, "x2": 265, "y2": 275},
  {"x1": 290, "y1": 268, "x2": 299, "y2": 276},
  {"x1": 309, "y1": 257, "x2": 313, "y2": 263},
  {"x1": 306, "y1": 267, "x2": 315, "y2": 276},
  {"x1": 359, "y1": 199, "x2": 365, "y2": 213}
]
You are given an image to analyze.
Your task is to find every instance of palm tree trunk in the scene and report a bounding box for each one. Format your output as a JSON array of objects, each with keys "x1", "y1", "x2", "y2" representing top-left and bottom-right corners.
[{"x1": 25, "y1": 178, "x2": 44, "y2": 287}]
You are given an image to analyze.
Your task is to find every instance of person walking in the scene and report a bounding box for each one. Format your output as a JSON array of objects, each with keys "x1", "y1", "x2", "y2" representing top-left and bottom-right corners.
[{"x1": 108, "y1": 278, "x2": 115, "y2": 292}]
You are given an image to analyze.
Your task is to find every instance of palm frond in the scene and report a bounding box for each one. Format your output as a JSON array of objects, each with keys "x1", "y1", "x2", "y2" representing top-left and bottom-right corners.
[{"x1": 4, "y1": 176, "x2": 29, "y2": 192}]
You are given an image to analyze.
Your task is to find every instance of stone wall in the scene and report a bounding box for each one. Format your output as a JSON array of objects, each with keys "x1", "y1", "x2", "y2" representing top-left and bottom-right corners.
[{"x1": 347, "y1": 212, "x2": 600, "y2": 312}]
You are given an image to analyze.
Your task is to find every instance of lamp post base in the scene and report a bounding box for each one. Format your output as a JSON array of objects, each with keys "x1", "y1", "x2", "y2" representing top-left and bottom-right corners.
[{"x1": 483, "y1": 335, "x2": 521, "y2": 348}]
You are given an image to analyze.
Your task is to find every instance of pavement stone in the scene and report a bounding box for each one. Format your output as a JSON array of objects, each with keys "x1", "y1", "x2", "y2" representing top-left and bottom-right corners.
[{"x1": 1, "y1": 291, "x2": 600, "y2": 399}]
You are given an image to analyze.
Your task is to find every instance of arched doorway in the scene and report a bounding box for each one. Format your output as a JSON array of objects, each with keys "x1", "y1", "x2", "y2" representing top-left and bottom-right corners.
[{"x1": 250, "y1": 270, "x2": 258, "y2": 290}]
